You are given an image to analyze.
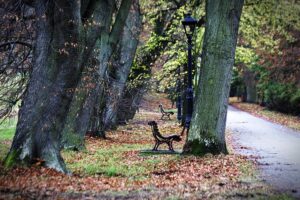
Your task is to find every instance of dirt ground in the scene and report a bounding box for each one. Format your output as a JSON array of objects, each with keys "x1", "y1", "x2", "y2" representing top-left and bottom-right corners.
[{"x1": 0, "y1": 93, "x2": 288, "y2": 200}]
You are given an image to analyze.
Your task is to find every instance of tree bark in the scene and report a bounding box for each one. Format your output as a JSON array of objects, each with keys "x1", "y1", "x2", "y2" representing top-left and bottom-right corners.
[
  {"x1": 183, "y1": 0, "x2": 244, "y2": 155},
  {"x1": 117, "y1": 1, "x2": 188, "y2": 123},
  {"x1": 61, "y1": 0, "x2": 132, "y2": 143},
  {"x1": 4, "y1": 1, "x2": 82, "y2": 173},
  {"x1": 60, "y1": 55, "x2": 99, "y2": 150},
  {"x1": 60, "y1": 0, "x2": 115, "y2": 149},
  {"x1": 4, "y1": 0, "x2": 104, "y2": 172},
  {"x1": 104, "y1": 1, "x2": 142, "y2": 130},
  {"x1": 243, "y1": 69, "x2": 257, "y2": 103},
  {"x1": 88, "y1": 0, "x2": 133, "y2": 138}
]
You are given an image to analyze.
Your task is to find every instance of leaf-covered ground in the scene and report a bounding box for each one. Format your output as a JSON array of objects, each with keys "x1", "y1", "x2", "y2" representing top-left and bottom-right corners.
[
  {"x1": 229, "y1": 97, "x2": 300, "y2": 131},
  {"x1": 0, "y1": 94, "x2": 291, "y2": 199}
]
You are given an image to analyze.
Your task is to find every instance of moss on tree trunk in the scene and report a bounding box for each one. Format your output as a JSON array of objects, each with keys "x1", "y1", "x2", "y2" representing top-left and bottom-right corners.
[
  {"x1": 61, "y1": 0, "x2": 133, "y2": 147},
  {"x1": 104, "y1": 2, "x2": 142, "y2": 130},
  {"x1": 4, "y1": 0, "x2": 109, "y2": 173},
  {"x1": 183, "y1": 0, "x2": 244, "y2": 155}
]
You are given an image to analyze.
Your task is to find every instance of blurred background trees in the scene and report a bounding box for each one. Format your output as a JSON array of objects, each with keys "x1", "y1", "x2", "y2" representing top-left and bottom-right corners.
[{"x1": 232, "y1": 0, "x2": 300, "y2": 115}]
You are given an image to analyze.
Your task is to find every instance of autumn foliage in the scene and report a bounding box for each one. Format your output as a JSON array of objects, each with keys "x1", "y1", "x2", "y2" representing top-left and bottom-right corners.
[{"x1": 0, "y1": 93, "x2": 271, "y2": 199}]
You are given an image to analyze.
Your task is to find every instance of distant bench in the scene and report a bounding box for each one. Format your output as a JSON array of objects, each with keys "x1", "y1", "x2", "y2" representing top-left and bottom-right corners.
[
  {"x1": 148, "y1": 121, "x2": 181, "y2": 151},
  {"x1": 159, "y1": 104, "x2": 174, "y2": 120}
]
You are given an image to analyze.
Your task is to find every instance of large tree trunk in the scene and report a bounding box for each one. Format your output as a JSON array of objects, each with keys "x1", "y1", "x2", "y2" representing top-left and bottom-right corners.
[
  {"x1": 62, "y1": 0, "x2": 132, "y2": 143},
  {"x1": 117, "y1": 0, "x2": 191, "y2": 123},
  {"x1": 60, "y1": 0, "x2": 115, "y2": 149},
  {"x1": 181, "y1": 63, "x2": 188, "y2": 126},
  {"x1": 183, "y1": 0, "x2": 244, "y2": 155},
  {"x1": 243, "y1": 69, "x2": 257, "y2": 103},
  {"x1": 60, "y1": 55, "x2": 99, "y2": 150},
  {"x1": 117, "y1": 86, "x2": 147, "y2": 123},
  {"x1": 104, "y1": 1, "x2": 142, "y2": 130},
  {"x1": 4, "y1": 0, "x2": 104, "y2": 172},
  {"x1": 4, "y1": 1, "x2": 82, "y2": 173},
  {"x1": 88, "y1": 0, "x2": 133, "y2": 138}
]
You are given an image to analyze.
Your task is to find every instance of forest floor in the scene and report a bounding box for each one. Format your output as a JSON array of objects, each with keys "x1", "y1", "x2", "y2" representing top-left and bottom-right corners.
[
  {"x1": 0, "y1": 93, "x2": 294, "y2": 199},
  {"x1": 229, "y1": 97, "x2": 300, "y2": 132}
]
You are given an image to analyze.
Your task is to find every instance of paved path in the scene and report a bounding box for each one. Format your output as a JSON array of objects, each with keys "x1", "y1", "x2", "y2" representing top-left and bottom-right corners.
[{"x1": 226, "y1": 106, "x2": 300, "y2": 198}]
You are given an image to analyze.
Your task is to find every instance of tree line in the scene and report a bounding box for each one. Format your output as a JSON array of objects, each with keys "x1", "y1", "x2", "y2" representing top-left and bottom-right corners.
[{"x1": 1, "y1": 0, "x2": 144, "y2": 173}]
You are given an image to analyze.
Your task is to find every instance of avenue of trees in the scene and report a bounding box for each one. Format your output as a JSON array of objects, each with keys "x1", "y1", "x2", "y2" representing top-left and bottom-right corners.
[{"x1": 0, "y1": 0, "x2": 299, "y2": 173}]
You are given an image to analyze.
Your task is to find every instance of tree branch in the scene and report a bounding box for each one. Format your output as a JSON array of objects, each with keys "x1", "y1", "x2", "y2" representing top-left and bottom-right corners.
[
  {"x1": 109, "y1": 0, "x2": 133, "y2": 48},
  {"x1": 0, "y1": 41, "x2": 32, "y2": 49}
]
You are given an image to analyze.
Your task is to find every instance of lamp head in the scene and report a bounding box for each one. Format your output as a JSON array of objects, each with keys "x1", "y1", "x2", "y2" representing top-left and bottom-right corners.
[{"x1": 182, "y1": 13, "x2": 198, "y2": 38}]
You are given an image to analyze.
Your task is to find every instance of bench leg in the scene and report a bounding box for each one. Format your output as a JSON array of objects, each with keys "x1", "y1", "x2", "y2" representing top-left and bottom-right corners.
[
  {"x1": 153, "y1": 143, "x2": 158, "y2": 151},
  {"x1": 153, "y1": 141, "x2": 161, "y2": 151},
  {"x1": 168, "y1": 141, "x2": 174, "y2": 151}
]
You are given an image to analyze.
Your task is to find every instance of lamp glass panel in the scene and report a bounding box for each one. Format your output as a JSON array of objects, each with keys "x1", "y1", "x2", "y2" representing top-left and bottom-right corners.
[
  {"x1": 184, "y1": 24, "x2": 196, "y2": 36},
  {"x1": 189, "y1": 24, "x2": 195, "y2": 34},
  {"x1": 185, "y1": 25, "x2": 191, "y2": 35}
]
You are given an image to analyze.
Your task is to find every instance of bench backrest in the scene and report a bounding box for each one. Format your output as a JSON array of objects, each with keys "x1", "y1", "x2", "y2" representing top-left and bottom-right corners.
[
  {"x1": 159, "y1": 104, "x2": 165, "y2": 113},
  {"x1": 149, "y1": 121, "x2": 167, "y2": 140}
]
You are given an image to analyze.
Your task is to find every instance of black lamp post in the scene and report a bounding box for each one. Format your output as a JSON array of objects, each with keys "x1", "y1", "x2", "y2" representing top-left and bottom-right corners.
[
  {"x1": 182, "y1": 13, "x2": 198, "y2": 131},
  {"x1": 176, "y1": 67, "x2": 182, "y2": 121}
]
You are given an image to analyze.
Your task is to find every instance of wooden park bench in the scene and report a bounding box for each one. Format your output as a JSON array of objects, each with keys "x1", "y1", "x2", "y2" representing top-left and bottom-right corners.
[
  {"x1": 159, "y1": 104, "x2": 174, "y2": 120},
  {"x1": 148, "y1": 121, "x2": 181, "y2": 151}
]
